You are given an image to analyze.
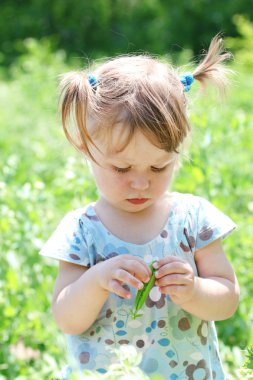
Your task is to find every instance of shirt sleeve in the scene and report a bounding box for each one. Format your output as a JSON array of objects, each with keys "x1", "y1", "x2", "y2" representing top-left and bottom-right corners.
[
  {"x1": 39, "y1": 210, "x2": 93, "y2": 267},
  {"x1": 184, "y1": 196, "x2": 237, "y2": 253}
]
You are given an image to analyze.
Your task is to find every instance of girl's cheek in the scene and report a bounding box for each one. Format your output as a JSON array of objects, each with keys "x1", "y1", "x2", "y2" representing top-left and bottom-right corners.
[
  {"x1": 152, "y1": 179, "x2": 167, "y2": 194},
  {"x1": 114, "y1": 175, "x2": 129, "y2": 188}
]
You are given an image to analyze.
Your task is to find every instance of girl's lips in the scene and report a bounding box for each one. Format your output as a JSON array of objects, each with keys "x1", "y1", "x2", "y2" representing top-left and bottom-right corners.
[{"x1": 127, "y1": 198, "x2": 149, "y2": 205}]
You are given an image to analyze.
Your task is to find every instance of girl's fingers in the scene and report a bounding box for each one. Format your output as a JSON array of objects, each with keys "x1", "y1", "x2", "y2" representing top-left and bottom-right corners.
[
  {"x1": 155, "y1": 262, "x2": 190, "y2": 279},
  {"x1": 113, "y1": 268, "x2": 144, "y2": 290},
  {"x1": 101, "y1": 255, "x2": 153, "y2": 296},
  {"x1": 153, "y1": 256, "x2": 185, "y2": 269},
  {"x1": 109, "y1": 279, "x2": 132, "y2": 299},
  {"x1": 159, "y1": 284, "x2": 186, "y2": 296},
  {"x1": 120, "y1": 258, "x2": 151, "y2": 283},
  {"x1": 155, "y1": 273, "x2": 193, "y2": 287}
]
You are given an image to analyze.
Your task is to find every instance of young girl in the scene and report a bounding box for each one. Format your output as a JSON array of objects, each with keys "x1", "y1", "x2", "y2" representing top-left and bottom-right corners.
[{"x1": 40, "y1": 36, "x2": 240, "y2": 380}]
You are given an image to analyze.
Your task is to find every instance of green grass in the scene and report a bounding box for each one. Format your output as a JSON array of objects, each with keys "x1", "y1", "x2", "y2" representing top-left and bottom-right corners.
[{"x1": 0, "y1": 39, "x2": 252, "y2": 379}]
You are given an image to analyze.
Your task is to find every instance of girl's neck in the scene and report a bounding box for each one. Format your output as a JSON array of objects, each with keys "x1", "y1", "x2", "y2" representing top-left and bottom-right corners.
[{"x1": 94, "y1": 192, "x2": 174, "y2": 244}]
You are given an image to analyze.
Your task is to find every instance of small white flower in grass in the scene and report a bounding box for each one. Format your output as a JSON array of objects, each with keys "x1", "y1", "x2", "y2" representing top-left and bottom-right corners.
[
  {"x1": 82, "y1": 346, "x2": 149, "y2": 379},
  {"x1": 34, "y1": 181, "x2": 45, "y2": 189},
  {"x1": 65, "y1": 170, "x2": 75, "y2": 179},
  {"x1": 67, "y1": 156, "x2": 77, "y2": 165},
  {"x1": 19, "y1": 182, "x2": 31, "y2": 199},
  {"x1": 0, "y1": 181, "x2": 6, "y2": 189},
  {"x1": 248, "y1": 202, "x2": 253, "y2": 212},
  {"x1": 115, "y1": 345, "x2": 142, "y2": 367},
  {"x1": 32, "y1": 237, "x2": 44, "y2": 249}
]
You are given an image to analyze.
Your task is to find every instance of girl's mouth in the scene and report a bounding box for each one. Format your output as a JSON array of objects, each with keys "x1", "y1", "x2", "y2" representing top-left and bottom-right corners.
[{"x1": 127, "y1": 198, "x2": 149, "y2": 205}]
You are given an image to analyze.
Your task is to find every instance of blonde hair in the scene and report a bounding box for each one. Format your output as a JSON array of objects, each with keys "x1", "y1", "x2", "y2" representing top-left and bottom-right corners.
[{"x1": 60, "y1": 35, "x2": 231, "y2": 160}]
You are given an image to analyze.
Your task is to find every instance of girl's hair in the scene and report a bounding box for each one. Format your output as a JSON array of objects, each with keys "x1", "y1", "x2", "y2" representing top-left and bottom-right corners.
[{"x1": 60, "y1": 35, "x2": 231, "y2": 160}]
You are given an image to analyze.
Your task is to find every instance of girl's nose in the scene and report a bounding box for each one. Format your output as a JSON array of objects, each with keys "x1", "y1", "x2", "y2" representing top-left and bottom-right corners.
[{"x1": 130, "y1": 174, "x2": 149, "y2": 191}]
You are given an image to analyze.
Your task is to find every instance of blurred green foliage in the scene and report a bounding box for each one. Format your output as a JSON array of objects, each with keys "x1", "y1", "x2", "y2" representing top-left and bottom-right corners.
[
  {"x1": 1, "y1": 0, "x2": 253, "y2": 66},
  {"x1": 1, "y1": 16, "x2": 253, "y2": 380},
  {"x1": 227, "y1": 15, "x2": 253, "y2": 70}
]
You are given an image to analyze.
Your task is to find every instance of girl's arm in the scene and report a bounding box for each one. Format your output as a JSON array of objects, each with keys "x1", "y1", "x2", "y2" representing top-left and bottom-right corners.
[
  {"x1": 52, "y1": 255, "x2": 151, "y2": 334},
  {"x1": 154, "y1": 239, "x2": 240, "y2": 321}
]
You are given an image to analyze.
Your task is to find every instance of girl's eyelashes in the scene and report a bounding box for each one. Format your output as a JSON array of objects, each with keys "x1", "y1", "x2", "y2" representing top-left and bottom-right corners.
[
  {"x1": 112, "y1": 165, "x2": 169, "y2": 173},
  {"x1": 113, "y1": 166, "x2": 131, "y2": 173},
  {"x1": 150, "y1": 165, "x2": 168, "y2": 173}
]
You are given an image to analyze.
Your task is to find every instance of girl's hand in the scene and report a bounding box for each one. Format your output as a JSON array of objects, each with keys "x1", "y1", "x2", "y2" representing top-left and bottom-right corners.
[
  {"x1": 154, "y1": 256, "x2": 196, "y2": 305},
  {"x1": 96, "y1": 254, "x2": 152, "y2": 299}
]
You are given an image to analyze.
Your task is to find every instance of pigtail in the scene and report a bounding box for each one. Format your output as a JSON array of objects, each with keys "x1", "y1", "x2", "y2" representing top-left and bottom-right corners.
[
  {"x1": 59, "y1": 71, "x2": 96, "y2": 158},
  {"x1": 193, "y1": 35, "x2": 232, "y2": 94}
]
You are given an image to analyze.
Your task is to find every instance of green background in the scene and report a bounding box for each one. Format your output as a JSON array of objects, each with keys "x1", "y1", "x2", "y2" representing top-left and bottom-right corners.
[{"x1": 0, "y1": 2, "x2": 253, "y2": 379}]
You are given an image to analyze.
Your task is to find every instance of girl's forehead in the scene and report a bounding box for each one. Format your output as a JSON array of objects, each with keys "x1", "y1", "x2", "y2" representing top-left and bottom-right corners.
[{"x1": 94, "y1": 125, "x2": 175, "y2": 164}]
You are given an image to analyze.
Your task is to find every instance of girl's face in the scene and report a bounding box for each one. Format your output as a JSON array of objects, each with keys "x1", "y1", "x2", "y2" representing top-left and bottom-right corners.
[{"x1": 88, "y1": 125, "x2": 177, "y2": 213}]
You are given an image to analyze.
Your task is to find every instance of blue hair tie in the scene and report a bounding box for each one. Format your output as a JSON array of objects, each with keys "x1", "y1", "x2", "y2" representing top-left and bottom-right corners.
[
  {"x1": 88, "y1": 74, "x2": 98, "y2": 88},
  {"x1": 180, "y1": 73, "x2": 194, "y2": 92}
]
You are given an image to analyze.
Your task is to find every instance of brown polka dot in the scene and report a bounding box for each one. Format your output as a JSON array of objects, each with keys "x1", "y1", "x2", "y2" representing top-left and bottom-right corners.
[
  {"x1": 186, "y1": 359, "x2": 210, "y2": 378},
  {"x1": 84, "y1": 213, "x2": 99, "y2": 221},
  {"x1": 136, "y1": 339, "x2": 145, "y2": 348},
  {"x1": 183, "y1": 228, "x2": 196, "y2": 249},
  {"x1": 145, "y1": 293, "x2": 166, "y2": 309},
  {"x1": 90, "y1": 331, "x2": 95, "y2": 336},
  {"x1": 118, "y1": 340, "x2": 129, "y2": 345},
  {"x1": 107, "y1": 252, "x2": 119, "y2": 259},
  {"x1": 178, "y1": 317, "x2": 190, "y2": 331},
  {"x1": 151, "y1": 339, "x2": 155, "y2": 344},
  {"x1": 79, "y1": 351, "x2": 90, "y2": 364},
  {"x1": 160, "y1": 230, "x2": 168, "y2": 238},
  {"x1": 180, "y1": 242, "x2": 191, "y2": 252},
  {"x1": 198, "y1": 227, "x2": 213, "y2": 241},
  {"x1": 69, "y1": 254, "x2": 81, "y2": 260},
  {"x1": 197, "y1": 321, "x2": 208, "y2": 345},
  {"x1": 169, "y1": 360, "x2": 177, "y2": 368},
  {"x1": 105, "y1": 339, "x2": 114, "y2": 345},
  {"x1": 145, "y1": 296, "x2": 154, "y2": 307},
  {"x1": 113, "y1": 317, "x2": 117, "y2": 322},
  {"x1": 106, "y1": 309, "x2": 113, "y2": 318},
  {"x1": 156, "y1": 295, "x2": 166, "y2": 308},
  {"x1": 95, "y1": 253, "x2": 105, "y2": 264},
  {"x1": 183, "y1": 361, "x2": 188, "y2": 366},
  {"x1": 188, "y1": 236, "x2": 196, "y2": 248},
  {"x1": 158, "y1": 320, "x2": 166, "y2": 328}
]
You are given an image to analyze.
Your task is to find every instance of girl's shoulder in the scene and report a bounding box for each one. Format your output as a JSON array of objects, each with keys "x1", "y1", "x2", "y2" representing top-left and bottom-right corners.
[
  {"x1": 60, "y1": 202, "x2": 99, "y2": 230},
  {"x1": 172, "y1": 191, "x2": 236, "y2": 229},
  {"x1": 171, "y1": 192, "x2": 236, "y2": 252},
  {"x1": 39, "y1": 202, "x2": 99, "y2": 266},
  {"x1": 171, "y1": 192, "x2": 207, "y2": 215}
]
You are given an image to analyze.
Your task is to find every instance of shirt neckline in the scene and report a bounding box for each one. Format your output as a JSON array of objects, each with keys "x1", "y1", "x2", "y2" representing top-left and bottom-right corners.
[{"x1": 85, "y1": 192, "x2": 179, "y2": 248}]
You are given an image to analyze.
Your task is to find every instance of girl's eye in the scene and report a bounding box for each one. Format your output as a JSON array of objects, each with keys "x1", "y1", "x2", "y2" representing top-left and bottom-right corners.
[
  {"x1": 151, "y1": 165, "x2": 167, "y2": 173},
  {"x1": 113, "y1": 166, "x2": 131, "y2": 173},
  {"x1": 113, "y1": 166, "x2": 169, "y2": 173}
]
